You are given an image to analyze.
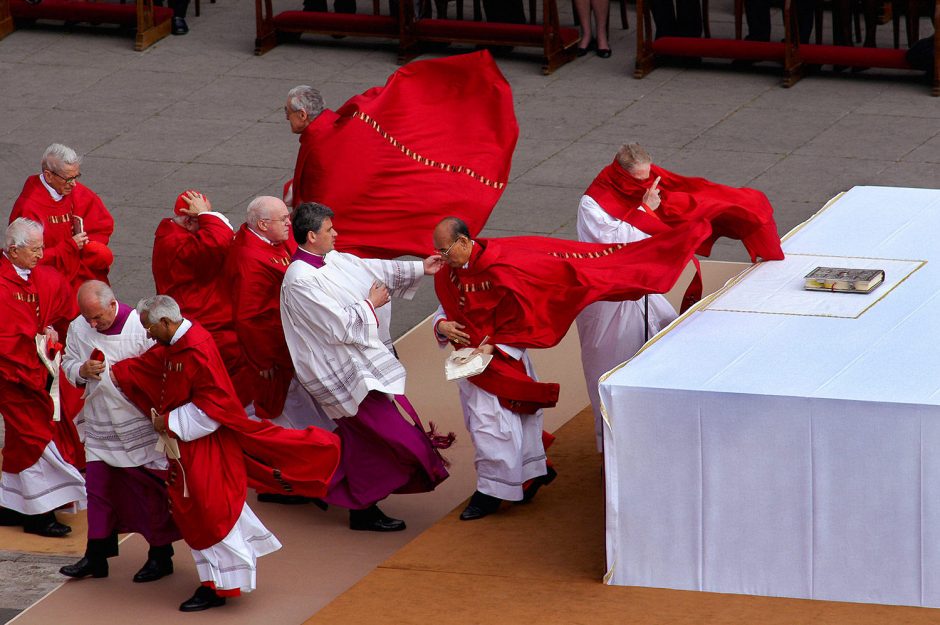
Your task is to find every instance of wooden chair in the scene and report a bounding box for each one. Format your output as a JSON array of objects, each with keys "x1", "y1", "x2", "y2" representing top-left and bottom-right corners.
[
  {"x1": 255, "y1": 0, "x2": 398, "y2": 55},
  {"x1": 398, "y1": 0, "x2": 580, "y2": 73},
  {"x1": 0, "y1": 0, "x2": 172, "y2": 50}
]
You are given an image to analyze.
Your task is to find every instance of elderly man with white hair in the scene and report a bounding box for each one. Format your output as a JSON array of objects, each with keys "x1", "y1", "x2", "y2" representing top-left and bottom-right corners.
[
  {"x1": 59, "y1": 281, "x2": 180, "y2": 582},
  {"x1": 10, "y1": 143, "x2": 115, "y2": 293},
  {"x1": 284, "y1": 85, "x2": 326, "y2": 208},
  {"x1": 0, "y1": 218, "x2": 85, "y2": 538}
]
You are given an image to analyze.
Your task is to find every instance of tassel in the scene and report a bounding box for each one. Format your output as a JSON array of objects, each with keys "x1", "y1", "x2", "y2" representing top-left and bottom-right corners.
[{"x1": 425, "y1": 420, "x2": 456, "y2": 450}]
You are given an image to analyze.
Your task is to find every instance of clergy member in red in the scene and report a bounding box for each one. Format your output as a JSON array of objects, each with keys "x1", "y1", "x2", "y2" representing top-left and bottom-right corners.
[
  {"x1": 284, "y1": 51, "x2": 518, "y2": 260},
  {"x1": 111, "y1": 295, "x2": 341, "y2": 612},
  {"x1": 432, "y1": 216, "x2": 711, "y2": 520},
  {"x1": 152, "y1": 190, "x2": 254, "y2": 407},
  {"x1": 0, "y1": 218, "x2": 85, "y2": 538}
]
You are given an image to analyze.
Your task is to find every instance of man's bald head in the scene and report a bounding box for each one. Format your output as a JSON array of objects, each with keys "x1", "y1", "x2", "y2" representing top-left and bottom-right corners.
[
  {"x1": 247, "y1": 196, "x2": 291, "y2": 244},
  {"x1": 433, "y1": 217, "x2": 473, "y2": 268},
  {"x1": 77, "y1": 280, "x2": 119, "y2": 333}
]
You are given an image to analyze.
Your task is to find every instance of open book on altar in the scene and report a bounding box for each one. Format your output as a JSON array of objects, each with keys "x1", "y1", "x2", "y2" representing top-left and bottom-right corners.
[
  {"x1": 445, "y1": 347, "x2": 493, "y2": 381},
  {"x1": 804, "y1": 266, "x2": 885, "y2": 293}
]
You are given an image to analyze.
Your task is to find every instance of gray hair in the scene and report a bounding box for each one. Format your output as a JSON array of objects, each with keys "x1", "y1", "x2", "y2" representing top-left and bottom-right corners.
[
  {"x1": 292, "y1": 202, "x2": 334, "y2": 245},
  {"x1": 137, "y1": 295, "x2": 182, "y2": 324},
  {"x1": 246, "y1": 196, "x2": 285, "y2": 229},
  {"x1": 615, "y1": 143, "x2": 652, "y2": 173},
  {"x1": 41, "y1": 143, "x2": 82, "y2": 172},
  {"x1": 77, "y1": 280, "x2": 115, "y2": 309},
  {"x1": 5, "y1": 218, "x2": 43, "y2": 249},
  {"x1": 287, "y1": 85, "x2": 324, "y2": 118}
]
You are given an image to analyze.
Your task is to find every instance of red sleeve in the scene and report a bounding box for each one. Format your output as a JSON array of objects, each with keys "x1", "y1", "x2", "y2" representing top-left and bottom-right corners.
[
  {"x1": 232, "y1": 261, "x2": 285, "y2": 371},
  {"x1": 170, "y1": 215, "x2": 234, "y2": 281},
  {"x1": 11, "y1": 201, "x2": 82, "y2": 281}
]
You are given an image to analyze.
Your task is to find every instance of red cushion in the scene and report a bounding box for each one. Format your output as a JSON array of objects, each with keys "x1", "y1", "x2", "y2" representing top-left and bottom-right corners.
[
  {"x1": 652, "y1": 37, "x2": 787, "y2": 60},
  {"x1": 272, "y1": 10, "x2": 397, "y2": 35},
  {"x1": 800, "y1": 44, "x2": 911, "y2": 69},
  {"x1": 10, "y1": 0, "x2": 172, "y2": 25},
  {"x1": 414, "y1": 19, "x2": 579, "y2": 47}
]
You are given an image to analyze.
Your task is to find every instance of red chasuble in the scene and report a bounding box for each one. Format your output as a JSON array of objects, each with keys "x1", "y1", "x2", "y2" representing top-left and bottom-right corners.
[
  {"x1": 10, "y1": 175, "x2": 115, "y2": 289},
  {"x1": 0, "y1": 256, "x2": 80, "y2": 473},
  {"x1": 111, "y1": 322, "x2": 341, "y2": 550},
  {"x1": 226, "y1": 225, "x2": 294, "y2": 419},
  {"x1": 289, "y1": 51, "x2": 518, "y2": 259},
  {"x1": 152, "y1": 215, "x2": 254, "y2": 406},
  {"x1": 434, "y1": 223, "x2": 711, "y2": 414},
  {"x1": 585, "y1": 160, "x2": 785, "y2": 263}
]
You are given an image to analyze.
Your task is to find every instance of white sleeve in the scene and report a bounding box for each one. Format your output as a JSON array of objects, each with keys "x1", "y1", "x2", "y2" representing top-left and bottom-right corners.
[
  {"x1": 432, "y1": 305, "x2": 449, "y2": 347},
  {"x1": 168, "y1": 403, "x2": 221, "y2": 442},
  {"x1": 61, "y1": 318, "x2": 88, "y2": 386},
  {"x1": 576, "y1": 194, "x2": 650, "y2": 244},
  {"x1": 496, "y1": 344, "x2": 524, "y2": 361},
  {"x1": 363, "y1": 258, "x2": 424, "y2": 301},
  {"x1": 283, "y1": 277, "x2": 379, "y2": 348}
]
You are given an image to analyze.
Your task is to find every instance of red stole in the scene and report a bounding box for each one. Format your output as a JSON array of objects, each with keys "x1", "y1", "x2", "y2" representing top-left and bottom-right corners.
[
  {"x1": 289, "y1": 51, "x2": 518, "y2": 259},
  {"x1": 112, "y1": 322, "x2": 341, "y2": 550},
  {"x1": 10, "y1": 175, "x2": 114, "y2": 291},
  {"x1": 585, "y1": 160, "x2": 785, "y2": 263},
  {"x1": 434, "y1": 225, "x2": 711, "y2": 413},
  {"x1": 0, "y1": 257, "x2": 80, "y2": 473},
  {"x1": 226, "y1": 225, "x2": 295, "y2": 419}
]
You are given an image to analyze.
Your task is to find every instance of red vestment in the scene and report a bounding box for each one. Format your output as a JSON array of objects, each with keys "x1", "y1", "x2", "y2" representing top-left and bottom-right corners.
[
  {"x1": 585, "y1": 160, "x2": 785, "y2": 263},
  {"x1": 111, "y1": 322, "x2": 341, "y2": 550},
  {"x1": 0, "y1": 256, "x2": 81, "y2": 473},
  {"x1": 225, "y1": 225, "x2": 294, "y2": 419},
  {"x1": 152, "y1": 215, "x2": 254, "y2": 406},
  {"x1": 289, "y1": 51, "x2": 518, "y2": 259},
  {"x1": 435, "y1": 224, "x2": 711, "y2": 414},
  {"x1": 10, "y1": 175, "x2": 115, "y2": 289}
]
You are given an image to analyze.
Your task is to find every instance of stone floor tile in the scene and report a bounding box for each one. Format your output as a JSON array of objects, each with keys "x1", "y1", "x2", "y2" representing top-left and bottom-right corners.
[
  {"x1": 90, "y1": 115, "x2": 253, "y2": 162},
  {"x1": 749, "y1": 154, "x2": 890, "y2": 204},
  {"x1": 196, "y1": 122, "x2": 297, "y2": 169},
  {"x1": 158, "y1": 75, "x2": 314, "y2": 122},
  {"x1": 795, "y1": 112, "x2": 939, "y2": 161},
  {"x1": 687, "y1": 106, "x2": 847, "y2": 155},
  {"x1": 508, "y1": 137, "x2": 573, "y2": 181},
  {"x1": 132, "y1": 162, "x2": 288, "y2": 212},
  {"x1": 903, "y1": 134, "x2": 940, "y2": 164},
  {"x1": 582, "y1": 98, "x2": 740, "y2": 148},
  {"x1": 868, "y1": 161, "x2": 940, "y2": 188},
  {"x1": 488, "y1": 182, "x2": 583, "y2": 233},
  {"x1": 642, "y1": 66, "x2": 779, "y2": 105},
  {"x1": 516, "y1": 142, "x2": 620, "y2": 188},
  {"x1": 0, "y1": 63, "x2": 112, "y2": 110},
  {"x1": 78, "y1": 155, "x2": 183, "y2": 207},
  {"x1": 57, "y1": 69, "x2": 212, "y2": 116},
  {"x1": 3, "y1": 111, "x2": 142, "y2": 153},
  {"x1": 658, "y1": 149, "x2": 783, "y2": 188}
]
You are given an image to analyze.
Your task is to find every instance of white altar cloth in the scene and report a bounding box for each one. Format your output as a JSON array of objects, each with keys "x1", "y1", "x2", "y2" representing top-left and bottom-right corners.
[{"x1": 599, "y1": 186, "x2": 940, "y2": 607}]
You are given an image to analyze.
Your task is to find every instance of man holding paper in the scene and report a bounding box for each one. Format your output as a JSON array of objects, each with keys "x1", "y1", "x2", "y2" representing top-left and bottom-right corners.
[
  {"x1": 0, "y1": 218, "x2": 85, "y2": 538},
  {"x1": 59, "y1": 281, "x2": 180, "y2": 583},
  {"x1": 432, "y1": 215, "x2": 712, "y2": 520},
  {"x1": 280, "y1": 201, "x2": 451, "y2": 532}
]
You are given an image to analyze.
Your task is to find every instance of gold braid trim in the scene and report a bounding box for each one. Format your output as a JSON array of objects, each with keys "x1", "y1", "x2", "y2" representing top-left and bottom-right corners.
[
  {"x1": 352, "y1": 111, "x2": 507, "y2": 190},
  {"x1": 549, "y1": 243, "x2": 625, "y2": 259}
]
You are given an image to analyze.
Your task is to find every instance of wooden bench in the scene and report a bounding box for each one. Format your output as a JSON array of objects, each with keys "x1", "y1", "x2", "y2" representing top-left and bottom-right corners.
[
  {"x1": 255, "y1": 0, "x2": 397, "y2": 54},
  {"x1": 399, "y1": 0, "x2": 580, "y2": 74},
  {"x1": 634, "y1": 0, "x2": 939, "y2": 94},
  {"x1": 0, "y1": 0, "x2": 172, "y2": 50}
]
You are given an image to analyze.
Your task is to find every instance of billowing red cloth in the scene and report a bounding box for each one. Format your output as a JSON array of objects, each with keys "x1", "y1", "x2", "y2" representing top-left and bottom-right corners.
[
  {"x1": 435, "y1": 224, "x2": 711, "y2": 413},
  {"x1": 111, "y1": 322, "x2": 341, "y2": 550},
  {"x1": 10, "y1": 175, "x2": 115, "y2": 290},
  {"x1": 152, "y1": 215, "x2": 254, "y2": 406},
  {"x1": 0, "y1": 256, "x2": 79, "y2": 473},
  {"x1": 585, "y1": 160, "x2": 784, "y2": 263},
  {"x1": 225, "y1": 225, "x2": 294, "y2": 419},
  {"x1": 289, "y1": 51, "x2": 518, "y2": 259}
]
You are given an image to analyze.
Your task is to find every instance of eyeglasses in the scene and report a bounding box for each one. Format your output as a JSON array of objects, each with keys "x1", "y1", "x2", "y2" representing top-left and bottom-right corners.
[
  {"x1": 260, "y1": 216, "x2": 291, "y2": 225},
  {"x1": 48, "y1": 170, "x2": 81, "y2": 185},
  {"x1": 437, "y1": 237, "x2": 464, "y2": 258}
]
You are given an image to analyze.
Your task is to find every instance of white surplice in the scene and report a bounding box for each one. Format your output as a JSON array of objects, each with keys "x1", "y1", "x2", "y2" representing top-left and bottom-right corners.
[
  {"x1": 280, "y1": 250, "x2": 423, "y2": 419},
  {"x1": 62, "y1": 309, "x2": 166, "y2": 469},
  {"x1": 576, "y1": 194, "x2": 678, "y2": 451},
  {"x1": 433, "y1": 307, "x2": 546, "y2": 502}
]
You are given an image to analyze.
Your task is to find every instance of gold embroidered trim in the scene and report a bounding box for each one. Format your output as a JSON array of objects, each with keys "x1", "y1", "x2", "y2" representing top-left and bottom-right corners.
[
  {"x1": 47, "y1": 213, "x2": 73, "y2": 225},
  {"x1": 549, "y1": 243, "x2": 625, "y2": 259},
  {"x1": 270, "y1": 257, "x2": 290, "y2": 266},
  {"x1": 353, "y1": 111, "x2": 506, "y2": 190}
]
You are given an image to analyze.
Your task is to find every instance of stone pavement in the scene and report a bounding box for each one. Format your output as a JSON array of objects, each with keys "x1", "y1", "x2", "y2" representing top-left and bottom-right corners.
[{"x1": 0, "y1": 0, "x2": 938, "y2": 621}]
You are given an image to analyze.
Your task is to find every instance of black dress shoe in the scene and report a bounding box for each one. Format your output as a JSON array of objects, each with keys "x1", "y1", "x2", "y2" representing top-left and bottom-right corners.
[
  {"x1": 459, "y1": 491, "x2": 502, "y2": 521},
  {"x1": 349, "y1": 505, "x2": 406, "y2": 532},
  {"x1": 60, "y1": 557, "x2": 108, "y2": 579},
  {"x1": 257, "y1": 492, "x2": 314, "y2": 505},
  {"x1": 179, "y1": 586, "x2": 226, "y2": 612},
  {"x1": 171, "y1": 17, "x2": 188, "y2": 35},
  {"x1": 576, "y1": 38, "x2": 595, "y2": 57},
  {"x1": 23, "y1": 512, "x2": 71, "y2": 538},
  {"x1": 133, "y1": 557, "x2": 173, "y2": 583},
  {"x1": 596, "y1": 47, "x2": 612, "y2": 58},
  {"x1": 521, "y1": 466, "x2": 557, "y2": 504}
]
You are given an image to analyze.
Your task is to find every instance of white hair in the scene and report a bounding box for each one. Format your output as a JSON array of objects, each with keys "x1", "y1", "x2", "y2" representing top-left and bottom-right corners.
[
  {"x1": 5, "y1": 218, "x2": 43, "y2": 250},
  {"x1": 246, "y1": 196, "x2": 285, "y2": 228},
  {"x1": 41, "y1": 143, "x2": 82, "y2": 172},
  {"x1": 287, "y1": 85, "x2": 324, "y2": 118},
  {"x1": 137, "y1": 295, "x2": 182, "y2": 324},
  {"x1": 77, "y1": 280, "x2": 115, "y2": 309}
]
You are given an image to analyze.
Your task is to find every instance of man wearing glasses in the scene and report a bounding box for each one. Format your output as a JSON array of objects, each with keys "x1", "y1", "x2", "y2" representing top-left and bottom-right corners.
[{"x1": 9, "y1": 143, "x2": 115, "y2": 294}]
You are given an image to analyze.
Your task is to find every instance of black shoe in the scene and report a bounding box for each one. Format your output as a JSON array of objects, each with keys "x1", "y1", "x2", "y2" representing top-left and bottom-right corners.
[
  {"x1": 133, "y1": 557, "x2": 174, "y2": 583},
  {"x1": 60, "y1": 557, "x2": 108, "y2": 579},
  {"x1": 520, "y1": 466, "x2": 557, "y2": 504},
  {"x1": 596, "y1": 47, "x2": 612, "y2": 58},
  {"x1": 179, "y1": 586, "x2": 226, "y2": 612},
  {"x1": 459, "y1": 491, "x2": 502, "y2": 521},
  {"x1": 257, "y1": 492, "x2": 314, "y2": 505},
  {"x1": 348, "y1": 505, "x2": 406, "y2": 532},
  {"x1": 171, "y1": 17, "x2": 188, "y2": 35},
  {"x1": 576, "y1": 38, "x2": 595, "y2": 57},
  {"x1": 23, "y1": 512, "x2": 71, "y2": 537}
]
